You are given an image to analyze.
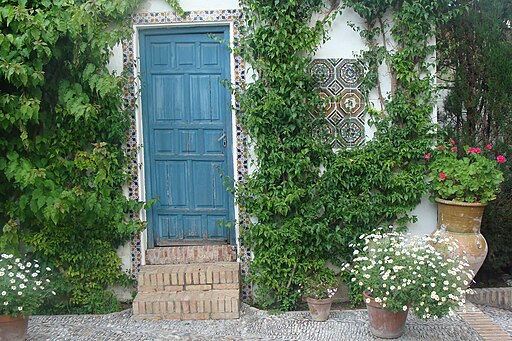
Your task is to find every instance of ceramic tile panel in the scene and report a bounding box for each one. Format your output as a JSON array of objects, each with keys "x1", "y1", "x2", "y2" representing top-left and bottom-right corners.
[{"x1": 310, "y1": 59, "x2": 366, "y2": 147}]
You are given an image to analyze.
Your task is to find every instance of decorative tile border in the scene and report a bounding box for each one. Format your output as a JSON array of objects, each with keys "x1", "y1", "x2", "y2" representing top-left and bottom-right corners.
[
  {"x1": 122, "y1": 9, "x2": 253, "y2": 301},
  {"x1": 310, "y1": 59, "x2": 365, "y2": 148}
]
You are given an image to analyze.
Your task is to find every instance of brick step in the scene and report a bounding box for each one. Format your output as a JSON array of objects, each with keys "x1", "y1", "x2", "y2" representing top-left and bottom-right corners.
[
  {"x1": 133, "y1": 290, "x2": 239, "y2": 320},
  {"x1": 146, "y1": 245, "x2": 237, "y2": 265},
  {"x1": 137, "y1": 262, "x2": 240, "y2": 293}
]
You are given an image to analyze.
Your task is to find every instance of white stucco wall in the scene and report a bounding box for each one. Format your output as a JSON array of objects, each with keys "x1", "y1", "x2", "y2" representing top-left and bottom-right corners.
[
  {"x1": 139, "y1": 0, "x2": 240, "y2": 12},
  {"x1": 111, "y1": 0, "x2": 437, "y2": 271}
]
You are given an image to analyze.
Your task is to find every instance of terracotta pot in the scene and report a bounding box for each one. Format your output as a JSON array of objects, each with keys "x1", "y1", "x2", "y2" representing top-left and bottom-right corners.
[
  {"x1": 433, "y1": 198, "x2": 488, "y2": 281},
  {"x1": 0, "y1": 315, "x2": 28, "y2": 341},
  {"x1": 364, "y1": 292, "x2": 408, "y2": 339},
  {"x1": 306, "y1": 297, "x2": 333, "y2": 322}
]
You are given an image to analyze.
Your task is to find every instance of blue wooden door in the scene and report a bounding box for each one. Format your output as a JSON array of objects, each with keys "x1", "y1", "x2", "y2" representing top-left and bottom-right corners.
[{"x1": 140, "y1": 26, "x2": 234, "y2": 246}]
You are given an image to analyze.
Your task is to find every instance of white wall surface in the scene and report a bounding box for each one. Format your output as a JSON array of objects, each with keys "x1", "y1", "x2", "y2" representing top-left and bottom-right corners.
[{"x1": 139, "y1": 0, "x2": 239, "y2": 13}]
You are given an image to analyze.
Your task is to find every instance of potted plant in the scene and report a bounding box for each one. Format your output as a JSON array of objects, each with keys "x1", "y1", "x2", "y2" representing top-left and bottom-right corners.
[
  {"x1": 0, "y1": 254, "x2": 55, "y2": 341},
  {"x1": 300, "y1": 266, "x2": 338, "y2": 322},
  {"x1": 343, "y1": 229, "x2": 473, "y2": 339},
  {"x1": 424, "y1": 140, "x2": 507, "y2": 278}
]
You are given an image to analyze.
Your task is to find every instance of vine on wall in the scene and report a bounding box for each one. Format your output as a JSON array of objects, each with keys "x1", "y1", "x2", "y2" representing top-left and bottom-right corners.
[
  {"x1": 0, "y1": 0, "x2": 149, "y2": 313},
  {"x1": 237, "y1": 0, "x2": 457, "y2": 310},
  {"x1": 235, "y1": 0, "x2": 340, "y2": 310}
]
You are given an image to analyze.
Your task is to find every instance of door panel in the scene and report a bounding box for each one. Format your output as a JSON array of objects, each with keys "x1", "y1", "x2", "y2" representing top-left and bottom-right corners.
[
  {"x1": 140, "y1": 26, "x2": 233, "y2": 246},
  {"x1": 153, "y1": 75, "x2": 185, "y2": 121}
]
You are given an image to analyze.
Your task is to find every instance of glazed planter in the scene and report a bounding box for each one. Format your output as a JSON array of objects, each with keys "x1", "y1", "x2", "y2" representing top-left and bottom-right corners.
[
  {"x1": 0, "y1": 315, "x2": 28, "y2": 341},
  {"x1": 434, "y1": 198, "x2": 488, "y2": 280},
  {"x1": 306, "y1": 297, "x2": 333, "y2": 322},
  {"x1": 364, "y1": 292, "x2": 408, "y2": 339}
]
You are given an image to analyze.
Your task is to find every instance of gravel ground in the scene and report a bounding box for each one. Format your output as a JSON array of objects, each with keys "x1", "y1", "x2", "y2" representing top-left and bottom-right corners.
[
  {"x1": 477, "y1": 304, "x2": 512, "y2": 337},
  {"x1": 27, "y1": 304, "x2": 483, "y2": 341}
]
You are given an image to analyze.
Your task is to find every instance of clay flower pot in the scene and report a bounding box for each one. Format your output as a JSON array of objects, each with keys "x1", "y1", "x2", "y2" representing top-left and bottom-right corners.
[
  {"x1": 364, "y1": 292, "x2": 408, "y2": 339},
  {"x1": 0, "y1": 315, "x2": 29, "y2": 341},
  {"x1": 306, "y1": 297, "x2": 333, "y2": 322}
]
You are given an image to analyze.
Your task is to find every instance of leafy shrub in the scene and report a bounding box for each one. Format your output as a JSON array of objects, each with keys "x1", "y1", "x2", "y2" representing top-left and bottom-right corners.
[{"x1": 0, "y1": 0, "x2": 146, "y2": 312}]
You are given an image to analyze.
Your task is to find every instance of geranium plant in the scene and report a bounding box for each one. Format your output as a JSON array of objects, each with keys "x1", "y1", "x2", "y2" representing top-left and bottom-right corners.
[
  {"x1": 0, "y1": 254, "x2": 55, "y2": 316},
  {"x1": 343, "y1": 229, "x2": 473, "y2": 319},
  {"x1": 424, "y1": 140, "x2": 506, "y2": 203}
]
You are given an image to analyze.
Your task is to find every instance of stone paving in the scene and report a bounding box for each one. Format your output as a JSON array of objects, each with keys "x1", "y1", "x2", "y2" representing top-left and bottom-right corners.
[{"x1": 27, "y1": 304, "x2": 486, "y2": 341}]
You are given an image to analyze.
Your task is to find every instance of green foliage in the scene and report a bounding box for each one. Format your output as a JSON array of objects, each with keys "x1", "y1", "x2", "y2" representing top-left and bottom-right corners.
[
  {"x1": 300, "y1": 264, "x2": 338, "y2": 300},
  {"x1": 425, "y1": 142, "x2": 505, "y2": 203},
  {"x1": 437, "y1": 0, "x2": 512, "y2": 277},
  {"x1": 165, "y1": 0, "x2": 185, "y2": 16},
  {"x1": 321, "y1": 0, "x2": 455, "y2": 263},
  {"x1": 0, "y1": 0, "x2": 145, "y2": 312},
  {"x1": 237, "y1": 0, "x2": 455, "y2": 311},
  {"x1": 478, "y1": 192, "x2": 512, "y2": 277},
  {"x1": 439, "y1": 0, "x2": 512, "y2": 150},
  {"x1": 236, "y1": 0, "x2": 338, "y2": 310}
]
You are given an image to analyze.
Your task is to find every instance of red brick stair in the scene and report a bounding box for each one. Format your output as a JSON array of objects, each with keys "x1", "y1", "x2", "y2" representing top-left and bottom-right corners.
[{"x1": 133, "y1": 246, "x2": 240, "y2": 320}]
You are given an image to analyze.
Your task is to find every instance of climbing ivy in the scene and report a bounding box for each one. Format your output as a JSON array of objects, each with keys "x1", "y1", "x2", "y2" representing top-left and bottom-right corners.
[
  {"x1": 235, "y1": 0, "x2": 339, "y2": 310},
  {"x1": 236, "y1": 0, "x2": 458, "y2": 310},
  {"x1": 0, "y1": 0, "x2": 149, "y2": 312},
  {"x1": 326, "y1": 0, "x2": 459, "y2": 265}
]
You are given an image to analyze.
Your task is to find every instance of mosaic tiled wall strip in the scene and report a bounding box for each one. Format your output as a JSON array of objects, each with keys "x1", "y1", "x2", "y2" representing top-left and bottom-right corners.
[
  {"x1": 123, "y1": 9, "x2": 253, "y2": 302},
  {"x1": 310, "y1": 59, "x2": 365, "y2": 147}
]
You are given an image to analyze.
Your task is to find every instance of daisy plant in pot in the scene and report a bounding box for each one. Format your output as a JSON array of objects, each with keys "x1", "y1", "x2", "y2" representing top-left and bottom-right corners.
[
  {"x1": 424, "y1": 140, "x2": 507, "y2": 279},
  {"x1": 343, "y1": 228, "x2": 473, "y2": 339},
  {"x1": 0, "y1": 254, "x2": 55, "y2": 341}
]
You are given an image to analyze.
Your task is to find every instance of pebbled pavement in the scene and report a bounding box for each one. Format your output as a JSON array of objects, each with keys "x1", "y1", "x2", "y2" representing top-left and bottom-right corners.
[{"x1": 27, "y1": 304, "x2": 487, "y2": 341}]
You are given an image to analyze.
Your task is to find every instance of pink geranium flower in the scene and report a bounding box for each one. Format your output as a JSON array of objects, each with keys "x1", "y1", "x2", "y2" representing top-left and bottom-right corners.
[
  {"x1": 438, "y1": 146, "x2": 445, "y2": 151},
  {"x1": 424, "y1": 153, "x2": 431, "y2": 159},
  {"x1": 486, "y1": 144, "x2": 492, "y2": 150},
  {"x1": 467, "y1": 147, "x2": 481, "y2": 154},
  {"x1": 497, "y1": 155, "x2": 507, "y2": 163},
  {"x1": 450, "y1": 139, "x2": 456, "y2": 145},
  {"x1": 451, "y1": 146, "x2": 457, "y2": 152},
  {"x1": 439, "y1": 173, "x2": 446, "y2": 180}
]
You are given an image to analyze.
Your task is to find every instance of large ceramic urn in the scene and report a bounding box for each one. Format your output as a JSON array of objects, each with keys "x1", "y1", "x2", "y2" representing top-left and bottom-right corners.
[{"x1": 433, "y1": 198, "x2": 488, "y2": 280}]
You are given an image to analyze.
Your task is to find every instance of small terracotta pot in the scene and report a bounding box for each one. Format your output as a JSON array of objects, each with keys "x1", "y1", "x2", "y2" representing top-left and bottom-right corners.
[
  {"x1": 306, "y1": 297, "x2": 333, "y2": 322},
  {"x1": 0, "y1": 315, "x2": 29, "y2": 341},
  {"x1": 363, "y1": 292, "x2": 408, "y2": 339}
]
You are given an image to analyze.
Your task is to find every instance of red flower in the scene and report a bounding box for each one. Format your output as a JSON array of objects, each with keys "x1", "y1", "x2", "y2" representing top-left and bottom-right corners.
[
  {"x1": 486, "y1": 144, "x2": 492, "y2": 150},
  {"x1": 497, "y1": 155, "x2": 507, "y2": 163},
  {"x1": 438, "y1": 145, "x2": 445, "y2": 151},
  {"x1": 451, "y1": 146, "x2": 457, "y2": 152},
  {"x1": 450, "y1": 139, "x2": 456, "y2": 144},
  {"x1": 439, "y1": 173, "x2": 447, "y2": 180},
  {"x1": 467, "y1": 147, "x2": 481, "y2": 154},
  {"x1": 424, "y1": 153, "x2": 431, "y2": 159}
]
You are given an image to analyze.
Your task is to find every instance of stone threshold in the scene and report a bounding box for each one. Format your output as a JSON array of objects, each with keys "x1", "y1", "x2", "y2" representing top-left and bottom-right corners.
[{"x1": 458, "y1": 302, "x2": 511, "y2": 341}]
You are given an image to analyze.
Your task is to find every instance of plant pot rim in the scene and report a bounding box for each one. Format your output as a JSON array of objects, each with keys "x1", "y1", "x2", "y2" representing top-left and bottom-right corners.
[
  {"x1": 0, "y1": 315, "x2": 28, "y2": 322},
  {"x1": 305, "y1": 296, "x2": 333, "y2": 304},
  {"x1": 435, "y1": 198, "x2": 487, "y2": 207}
]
